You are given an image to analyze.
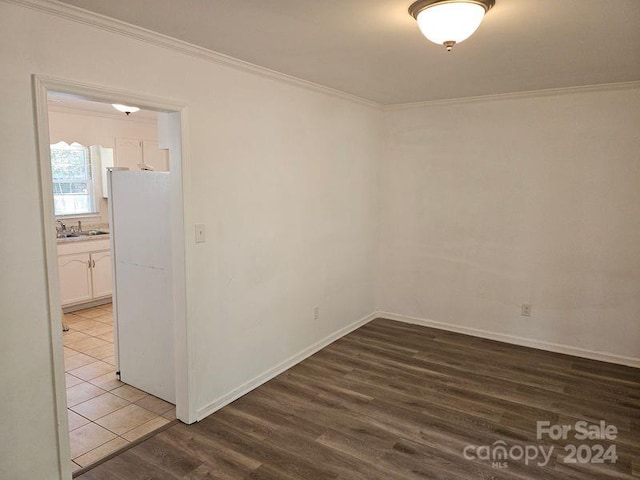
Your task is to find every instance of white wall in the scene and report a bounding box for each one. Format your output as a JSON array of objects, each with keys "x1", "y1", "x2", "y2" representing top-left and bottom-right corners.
[
  {"x1": 48, "y1": 108, "x2": 157, "y2": 149},
  {"x1": 0, "y1": 3, "x2": 381, "y2": 479},
  {"x1": 2, "y1": 2, "x2": 638, "y2": 479},
  {"x1": 48, "y1": 108, "x2": 158, "y2": 223},
  {"x1": 378, "y1": 85, "x2": 640, "y2": 361}
]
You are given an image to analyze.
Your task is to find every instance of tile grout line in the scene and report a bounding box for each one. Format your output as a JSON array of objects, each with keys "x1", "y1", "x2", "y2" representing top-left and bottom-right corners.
[
  {"x1": 72, "y1": 419, "x2": 179, "y2": 477},
  {"x1": 63, "y1": 304, "x2": 175, "y2": 473}
]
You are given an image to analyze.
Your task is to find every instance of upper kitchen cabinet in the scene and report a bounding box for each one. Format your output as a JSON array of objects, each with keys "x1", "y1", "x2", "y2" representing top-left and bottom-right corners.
[
  {"x1": 114, "y1": 137, "x2": 141, "y2": 171},
  {"x1": 89, "y1": 145, "x2": 114, "y2": 198},
  {"x1": 142, "y1": 140, "x2": 169, "y2": 171},
  {"x1": 115, "y1": 137, "x2": 169, "y2": 172}
]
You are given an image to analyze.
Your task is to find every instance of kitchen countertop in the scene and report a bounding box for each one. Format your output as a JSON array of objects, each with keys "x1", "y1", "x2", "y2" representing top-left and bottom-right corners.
[{"x1": 56, "y1": 233, "x2": 110, "y2": 244}]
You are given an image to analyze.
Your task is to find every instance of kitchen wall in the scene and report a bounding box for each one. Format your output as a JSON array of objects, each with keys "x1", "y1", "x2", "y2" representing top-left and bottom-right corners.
[
  {"x1": 0, "y1": 2, "x2": 381, "y2": 479},
  {"x1": 48, "y1": 108, "x2": 158, "y2": 224},
  {"x1": 378, "y1": 84, "x2": 640, "y2": 361}
]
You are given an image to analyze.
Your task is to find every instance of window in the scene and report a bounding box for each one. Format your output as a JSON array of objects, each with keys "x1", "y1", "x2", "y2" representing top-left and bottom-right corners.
[{"x1": 51, "y1": 141, "x2": 97, "y2": 217}]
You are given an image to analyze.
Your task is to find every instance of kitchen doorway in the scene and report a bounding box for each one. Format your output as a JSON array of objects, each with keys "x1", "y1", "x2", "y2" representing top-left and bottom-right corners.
[{"x1": 33, "y1": 75, "x2": 192, "y2": 479}]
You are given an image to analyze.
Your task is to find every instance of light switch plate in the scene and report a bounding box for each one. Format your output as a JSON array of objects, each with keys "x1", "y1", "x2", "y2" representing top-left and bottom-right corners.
[{"x1": 195, "y1": 224, "x2": 206, "y2": 243}]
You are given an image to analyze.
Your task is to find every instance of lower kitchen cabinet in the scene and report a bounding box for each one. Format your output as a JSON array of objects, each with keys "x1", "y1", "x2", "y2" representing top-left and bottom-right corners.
[
  {"x1": 58, "y1": 253, "x2": 93, "y2": 305},
  {"x1": 58, "y1": 247, "x2": 112, "y2": 307},
  {"x1": 91, "y1": 251, "x2": 113, "y2": 298}
]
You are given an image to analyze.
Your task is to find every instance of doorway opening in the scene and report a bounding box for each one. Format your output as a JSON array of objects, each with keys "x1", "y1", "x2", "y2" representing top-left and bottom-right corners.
[{"x1": 33, "y1": 76, "x2": 192, "y2": 479}]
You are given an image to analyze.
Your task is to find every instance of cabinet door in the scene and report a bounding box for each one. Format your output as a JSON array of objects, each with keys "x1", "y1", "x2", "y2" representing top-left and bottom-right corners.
[
  {"x1": 89, "y1": 145, "x2": 114, "y2": 199},
  {"x1": 115, "y1": 137, "x2": 142, "y2": 171},
  {"x1": 58, "y1": 253, "x2": 92, "y2": 306},
  {"x1": 91, "y1": 251, "x2": 113, "y2": 298},
  {"x1": 142, "y1": 140, "x2": 169, "y2": 171}
]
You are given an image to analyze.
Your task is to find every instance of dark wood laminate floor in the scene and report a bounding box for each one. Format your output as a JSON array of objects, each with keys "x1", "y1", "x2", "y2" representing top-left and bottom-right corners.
[{"x1": 78, "y1": 318, "x2": 640, "y2": 479}]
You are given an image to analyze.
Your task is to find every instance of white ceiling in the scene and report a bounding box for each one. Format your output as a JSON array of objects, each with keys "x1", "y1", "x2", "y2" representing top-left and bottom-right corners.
[
  {"x1": 48, "y1": 92, "x2": 158, "y2": 121},
  {"x1": 57, "y1": 0, "x2": 640, "y2": 105}
]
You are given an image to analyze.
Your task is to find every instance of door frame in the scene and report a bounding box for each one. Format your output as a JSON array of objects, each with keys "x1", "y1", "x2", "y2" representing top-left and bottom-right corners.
[{"x1": 32, "y1": 74, "x2": 195, "y2": 480}]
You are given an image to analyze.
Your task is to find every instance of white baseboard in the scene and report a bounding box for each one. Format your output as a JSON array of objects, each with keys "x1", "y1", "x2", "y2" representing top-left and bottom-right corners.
[
  {"x1": 196, "y1": 312, "x2": 378, "y2": 421},
  {"x1": 196, "y1": 309, "x2": 638, "y2": 420},
  {"x1": 62, "y1": 296, "x2": 112, "y2": 313},
  {"x1": 376, "y1": 311, "x2": 640, "y2": 369}
]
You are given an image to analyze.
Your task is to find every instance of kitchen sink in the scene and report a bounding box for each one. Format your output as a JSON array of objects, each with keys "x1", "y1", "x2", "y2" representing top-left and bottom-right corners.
[{"x1": 57, "y1": 230, "x2": 109, "y2": 238}]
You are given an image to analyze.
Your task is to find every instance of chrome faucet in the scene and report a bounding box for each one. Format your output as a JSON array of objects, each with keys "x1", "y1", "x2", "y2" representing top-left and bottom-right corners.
[{"x1": 55, "y1": 220, "x2": 67, "y2": 237}]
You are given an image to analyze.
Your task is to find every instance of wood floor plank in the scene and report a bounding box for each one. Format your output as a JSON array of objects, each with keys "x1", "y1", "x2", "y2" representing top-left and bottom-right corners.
[
  {"x1": 78, "y1": 319, "x2": 639, "y2": 479},
  {"x1": 159, "y1": 425, "x2": 261, "y2": 479},
  {"x1": 196, "y1": 416, "x2": 339, "y2": 480},
  {"x1": 216, "y1": 406, "x2": 395, "y2": 480}
]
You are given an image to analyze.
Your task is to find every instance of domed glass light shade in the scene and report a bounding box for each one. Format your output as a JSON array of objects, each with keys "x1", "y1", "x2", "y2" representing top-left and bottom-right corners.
[
  {"x1": 409, "y1": 0, "x2": 495, "y2": 51},
  {"x1": 112, "y1": 104, "x2": 140, "y2": 115}
]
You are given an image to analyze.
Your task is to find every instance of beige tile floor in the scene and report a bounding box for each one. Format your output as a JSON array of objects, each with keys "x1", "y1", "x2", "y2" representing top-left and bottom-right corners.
[{"x1": 63, "y1": 304, "x2": 175, "y2": 472}]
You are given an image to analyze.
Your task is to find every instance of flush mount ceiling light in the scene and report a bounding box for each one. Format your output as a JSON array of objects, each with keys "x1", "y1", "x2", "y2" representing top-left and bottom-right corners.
[
  {"x1": 112, "y1": 103, "x2": 140, "y2": 116},
  {"x1": 409, "y1": 0, "x2": 495, "y2": 51}
]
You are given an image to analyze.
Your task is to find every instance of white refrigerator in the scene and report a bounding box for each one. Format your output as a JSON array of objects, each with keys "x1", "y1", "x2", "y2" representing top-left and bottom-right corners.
[{"x1": 107, "y1": 168, "x2": 175, "y2": 403}]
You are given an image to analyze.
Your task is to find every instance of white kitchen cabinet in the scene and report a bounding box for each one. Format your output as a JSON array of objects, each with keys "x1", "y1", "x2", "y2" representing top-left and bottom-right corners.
[
  {"x1": 115, "y1": 137, "x2": 143, "y2": 171},
  {"x1": 142, "y1": 140, "x2": 169, "y2": 171},
  {"x1": 58, "y1": 253, "x2": 92, "y2": 305},
  {"x1": 89, "y1": 145, "x2": 114, "y2": 199},
  {"x1": 58, "y1": 245, "x2": 112, "y2": 307},
  {"x1": 115, "y1": 137, "x2": 169, "y2": 171},
  {"x1": 91, "y1": 251, "x2": 113, "y2": 298}
]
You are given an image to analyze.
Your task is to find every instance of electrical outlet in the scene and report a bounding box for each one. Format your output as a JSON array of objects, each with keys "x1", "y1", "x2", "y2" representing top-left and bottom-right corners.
[
  {"x1": 313, "y1": 306, "x2": 320, "y2": 321},
  {"x1": 521, "y1": 302, "x2": 532, "y2": 317}
]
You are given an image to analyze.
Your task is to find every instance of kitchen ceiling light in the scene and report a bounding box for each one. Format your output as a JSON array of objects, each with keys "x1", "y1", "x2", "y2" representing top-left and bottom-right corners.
[
  {"x1": 112, "y1": 103, "x2": 140, "y2": 115},
  {"x1": 409, "y1": 0, "x2": 495, "y2": 51}
]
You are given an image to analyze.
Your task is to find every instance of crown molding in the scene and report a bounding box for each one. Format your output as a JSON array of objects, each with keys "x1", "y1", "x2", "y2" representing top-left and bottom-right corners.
[
  {"x1": 47, "y1": 104, "x2": 157, "y2": 124},
  {"x1": 4, "y1": 0, "x2": 380, "y2": 109},
  {"x1": 384, "y1": 80, "x2": 640, "y2": 110}
]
